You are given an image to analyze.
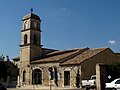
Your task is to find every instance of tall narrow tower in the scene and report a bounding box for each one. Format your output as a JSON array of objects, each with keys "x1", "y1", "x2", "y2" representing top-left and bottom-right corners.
[{"x1": 19, "y1": 10, "x2": 42, "y2": 84}]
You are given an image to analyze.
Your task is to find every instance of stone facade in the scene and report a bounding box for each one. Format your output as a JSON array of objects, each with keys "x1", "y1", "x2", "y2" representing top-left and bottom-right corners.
[
  {"x1": 13, "y1": 12, "x2": 119, "y2": 88},
  {"x1": 80, "y1": 49, "x2": 118, "y2": 80},
  {"x1": 28, "y1": 63, "x2": 80, "y2": 87}
]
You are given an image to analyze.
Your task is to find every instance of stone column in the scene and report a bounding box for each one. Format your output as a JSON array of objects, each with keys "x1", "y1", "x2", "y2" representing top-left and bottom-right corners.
[{"x1": 96, "y1": 64, "x2": 108, "y2": 90}]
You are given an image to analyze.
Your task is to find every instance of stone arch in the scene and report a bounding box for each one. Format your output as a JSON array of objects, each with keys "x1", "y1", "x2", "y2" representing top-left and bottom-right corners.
[
  {"x1": 23, "y1": 70, "x2": 26, "y2": 82},
  {"x1": 24, "y1": 34, "x2": 27, "y2": 44}
]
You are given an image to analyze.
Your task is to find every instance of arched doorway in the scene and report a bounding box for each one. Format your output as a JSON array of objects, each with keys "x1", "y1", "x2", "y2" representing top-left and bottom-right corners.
[
  {"x1": 23, "y1": 70, "x2": 26, "y2": 82},
  {"x1": 32, "y1": 69, "x2": 42, "y2": 84}
]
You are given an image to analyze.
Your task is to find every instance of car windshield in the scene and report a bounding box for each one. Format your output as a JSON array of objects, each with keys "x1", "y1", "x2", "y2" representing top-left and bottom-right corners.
[
  {"x1": 115, "y1": 80, "x2": 120, "y2": 84},
  {"x1": 91, "y1": 75, "x2": 96, "y2": 79},
  {"x1": 110, "y1": 79, "x2": 120, "y2": 84},
  {"x1": 92, "y1": 76, "x2": 96, "y2": 79},
  {"x1": 0, "y1": 82, "x2": 6, "y2": 90}
]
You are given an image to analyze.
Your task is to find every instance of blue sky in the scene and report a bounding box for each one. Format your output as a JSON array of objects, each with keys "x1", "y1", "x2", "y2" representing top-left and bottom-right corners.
[{"x1": 0, "y1": 0, "x2": 120, "y2": 59}]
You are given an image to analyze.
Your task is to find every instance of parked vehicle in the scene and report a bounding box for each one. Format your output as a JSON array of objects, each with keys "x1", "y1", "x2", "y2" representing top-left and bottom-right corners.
[
  {"x1": 81, "y1": 75, "x2": 96, "y2": 89},
  {"x1": 105, "y1": 78, "x2": 120, "y2": 90},
  {"x1": 0, "y1": 82, "x2": 7, "y2": 90}
]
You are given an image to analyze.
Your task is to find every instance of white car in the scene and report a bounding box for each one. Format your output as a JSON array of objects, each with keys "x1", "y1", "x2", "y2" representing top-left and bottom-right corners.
[
  {"x1": 82, "y1": 75, "x2": 96, "y2": 89},
  {"x1": 106, "y1": 78, "x2": 120, "y2": 90}
]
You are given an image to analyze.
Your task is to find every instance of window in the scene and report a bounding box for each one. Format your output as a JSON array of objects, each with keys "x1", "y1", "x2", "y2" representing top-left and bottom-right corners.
[
  {"x1": 115, "y1": 80, "x2": 120, "y2": 84},
  {"x1": 24, "y1": 21, "x2": 28, "y2": 30},
  {"x1": 23, "y1": 70, "x2": 26, "y2": 82},
  {"x1": 24, "y1": 34, "x2": 27, "y2": 44},
  {"x1": 32, "y1": 69, "x2": 42, "y2": 84},
  {"x1": 64, "y1": 71, "x2": 70, "y2": 86},
  {"x1": 33, "y1": 34, "x2": 38, "y2": 44}
]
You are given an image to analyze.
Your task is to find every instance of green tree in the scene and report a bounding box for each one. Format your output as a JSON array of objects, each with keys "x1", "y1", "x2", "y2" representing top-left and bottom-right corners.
[{"x1": 108, "y1": 62, "x2": 120, "y2": 81}]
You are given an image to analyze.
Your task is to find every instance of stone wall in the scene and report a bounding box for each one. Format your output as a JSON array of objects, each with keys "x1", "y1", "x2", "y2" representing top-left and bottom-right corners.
[
  {"x1": 81, "y1": 48, "x2": 119, "y2": 80},
  {"x1": 96, "y1": 64, "x2": 108, "y2": 90},
  {"x1": 29, "y1": 63, "x2": 80, "y2": 88}
]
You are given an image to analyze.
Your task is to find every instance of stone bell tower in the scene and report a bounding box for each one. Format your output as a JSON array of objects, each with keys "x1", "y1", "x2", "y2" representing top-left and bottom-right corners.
[{"x1": 19, "y1": 9, "x2": 42, "y2": 85}]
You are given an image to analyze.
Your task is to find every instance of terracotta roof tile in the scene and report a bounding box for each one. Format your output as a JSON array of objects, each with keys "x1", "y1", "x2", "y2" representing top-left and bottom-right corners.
[
  {"x1": 60, "y1": 48, "x2": 107, "y2": 65},
  {"x1": 31, "y1": 48, "x2": 88, "y2": 64}
]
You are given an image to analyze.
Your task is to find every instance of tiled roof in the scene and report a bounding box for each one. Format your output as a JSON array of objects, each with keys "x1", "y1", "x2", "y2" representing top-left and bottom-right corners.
[
  {"x1": 15, "y1": 47, "x2": 108, "y2": 65},
  {"x1": 31, "y1": 48, "x2": 89, "y2": 64},
  {"x1": 22, "y1": 13, "x2": 40, "y2": 21},
  {"x1": 60, "y1": 48, "x2": 107, "y2": 65}
]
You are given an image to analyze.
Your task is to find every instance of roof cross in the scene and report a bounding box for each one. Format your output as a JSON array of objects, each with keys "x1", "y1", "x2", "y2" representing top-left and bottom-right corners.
[{"x1": 30, "y1": 8, "x2": 33, "y2": 13}]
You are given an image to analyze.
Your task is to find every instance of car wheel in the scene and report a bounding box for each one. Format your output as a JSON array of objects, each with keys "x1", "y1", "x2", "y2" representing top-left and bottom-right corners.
[{"x1": 112, "y1": 88, "x2": 117, "y2": 90}]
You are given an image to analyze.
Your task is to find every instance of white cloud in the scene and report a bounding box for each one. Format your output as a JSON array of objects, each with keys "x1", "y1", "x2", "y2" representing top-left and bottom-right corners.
[
  {"x1": 57, "y1": 8, "x2": 67, "y2": 14},
  {"x1": 108, "y1": 40, "x2": 116, "y2": 45}
]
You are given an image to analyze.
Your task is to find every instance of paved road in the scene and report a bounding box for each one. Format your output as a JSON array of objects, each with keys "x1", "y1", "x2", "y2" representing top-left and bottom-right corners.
[{"x1": 7, "y1": 88, "x2": 85, "y2": 90}]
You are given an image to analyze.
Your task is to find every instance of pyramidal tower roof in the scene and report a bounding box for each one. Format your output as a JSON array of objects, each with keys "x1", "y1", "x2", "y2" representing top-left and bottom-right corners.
[{"x1": 22, "y1": 8, "x2": 40, "y2": 21}]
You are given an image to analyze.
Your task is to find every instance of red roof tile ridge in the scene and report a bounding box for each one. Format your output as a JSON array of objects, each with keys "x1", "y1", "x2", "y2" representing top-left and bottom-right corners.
[
  {"x1": 81, "y1": 48, "x2": 107, "y2": 61},
  {"x1": 59, "y1": 48, "x2": 89, "y2": 63},
  {"x1": 45, "y1": 48, "x2": 85, "y2": 57},
  {"x1": 90, "y1": 48, "x2": 107, "y2": 50},
  {"x1": 31, "y1": 48, "x2": 81, "y2": 64},
  {"x1": 31, "y1": 48, "x2": 89, "y2": 64},
  {"x1": 60, "y1": 48, "x2": 107, "y2": 65}
]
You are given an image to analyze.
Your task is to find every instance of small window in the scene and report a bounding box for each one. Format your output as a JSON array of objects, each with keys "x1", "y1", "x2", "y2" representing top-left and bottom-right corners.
[
  {"x1": 33, "y1": 34, "x2": 38, "y2": 44},
  {"x1": 24, "y1": 21, "x2": 28, "y2": 30},
  {"x1": 24, "y1": 34, "x2": 27, "y2": 44},
  {"x1": 115, "y1": 80, "x2": 120, "y2": 84}
]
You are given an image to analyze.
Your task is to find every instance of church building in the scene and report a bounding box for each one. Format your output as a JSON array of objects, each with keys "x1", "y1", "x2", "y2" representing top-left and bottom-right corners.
[{"x1": 13, "y1": 11, "x2": 119, "y2": 88}]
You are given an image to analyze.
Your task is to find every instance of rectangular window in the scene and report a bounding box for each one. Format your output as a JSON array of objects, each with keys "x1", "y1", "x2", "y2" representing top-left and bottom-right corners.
[{"x1": 64, "y1": 71, "x2": 70, "y2": 86}]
